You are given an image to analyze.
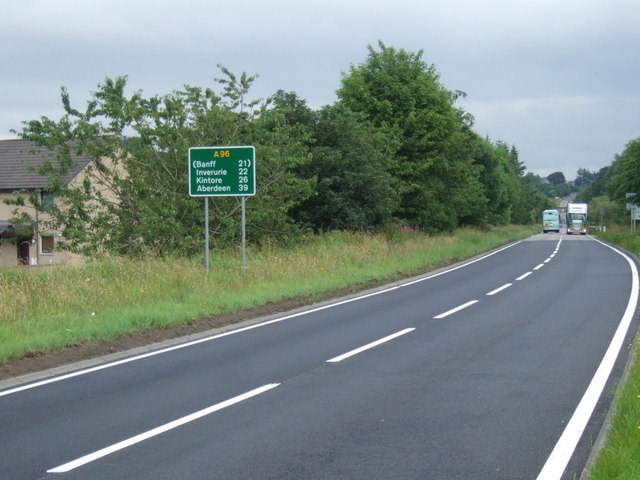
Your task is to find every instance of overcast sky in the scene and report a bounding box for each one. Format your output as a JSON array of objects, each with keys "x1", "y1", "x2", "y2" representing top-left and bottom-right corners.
[{"x1": 2, "y1": 0, "x2": 638, "y2": 180}]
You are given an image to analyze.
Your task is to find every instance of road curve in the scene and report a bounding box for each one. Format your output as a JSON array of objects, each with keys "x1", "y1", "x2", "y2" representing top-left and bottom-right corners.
[{"x1": 1, "y1": 233, "x2": 638, "y2": 480}]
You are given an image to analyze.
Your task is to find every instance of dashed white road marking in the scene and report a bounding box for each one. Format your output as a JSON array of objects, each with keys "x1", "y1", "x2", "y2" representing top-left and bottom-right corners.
[
  {"x1": 487, "y1": 284, "x2": 512, "y2": 296},
  {"x1": 47, "y1": 383, "x2": 281, "y2": 473},
  {"x1": 326, "y1": 328, "x2": 415, "y2": 363},
  {"x1": 434, "y1": 300, "x2": 478, "y2": 319}
]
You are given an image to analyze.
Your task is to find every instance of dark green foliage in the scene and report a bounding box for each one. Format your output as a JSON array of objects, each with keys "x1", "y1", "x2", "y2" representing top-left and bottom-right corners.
[
  {"x1": 243, "y1": 101, "x2": 316, "y2": 245},
  {"x1": 509, "y1": 145, "x2": 525, "y2": 176},
  {"x1": 575, "y1": 166, "x2": 610, "y2": 202},
  {"x1": 573, "y1": 168, "x2": 596, "y2": 191},
  {"x1": 546, "y1": 171, "x2": 566, "y2": 186},
  {"x1": 337, "y1": 42, "x2": 529, "y2": 232},
  {"x1": 587, "y1": 196, "x2": 627, "y2": 226},
  {"x1": 542, "y1": 171, "x2": 571, "y2": 197},
  {"x1": 569, "y1": 137, "x2": 640, "y2": 227},
  {"x1": 293, "y1": 104, "x2": 400, "y2": 231},
  {"x1": 511, "y1": 177, "x2": 556, "y2": 224},
  {"x1": 608, "y1": 138, "x2": 640, "y2": 203}
]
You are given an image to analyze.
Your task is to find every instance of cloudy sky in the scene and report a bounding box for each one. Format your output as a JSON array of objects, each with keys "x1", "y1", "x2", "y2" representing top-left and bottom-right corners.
[{"x1": 2, "y1": 0, "x2": 638, "y2": 180}]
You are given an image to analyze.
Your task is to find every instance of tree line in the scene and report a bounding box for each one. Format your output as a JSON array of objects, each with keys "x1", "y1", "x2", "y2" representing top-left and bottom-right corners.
[
  {"x1": 569, "y1": 137, "x2": 640, "y2": 226},
  {"x1": 14, "y1": 42, "x2": 558, "y2": 257}
]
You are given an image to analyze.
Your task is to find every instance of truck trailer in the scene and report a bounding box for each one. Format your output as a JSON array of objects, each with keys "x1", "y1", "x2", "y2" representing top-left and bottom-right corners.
[{"x1": 566, "y1": 203, "x2": 588, "y2": 235}]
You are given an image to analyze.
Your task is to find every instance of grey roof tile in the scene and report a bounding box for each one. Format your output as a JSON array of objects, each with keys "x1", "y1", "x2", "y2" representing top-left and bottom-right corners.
[{"x1": 0, "y1": 139, "x2": 92, "y2": 191}]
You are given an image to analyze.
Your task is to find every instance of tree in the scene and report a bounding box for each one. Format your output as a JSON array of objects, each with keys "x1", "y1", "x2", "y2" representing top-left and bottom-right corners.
[
  {"x1": 292, "y1": 104, "x2": 400, "y2": 231},
  {"x1": 242, "y1": 93, "x2": 316, "y2": 244},
  {"x1": 471, "y1": 138, "x2": 524, "y2": 225},
  {"x1": 337, "y1": 41, "x2": 485, "y2": 232},
  {"x1": 510, "y1": 145, "x2": 526, "y2": 176},
  {"x1": 576, "y1": 166, "x2": 609, "y2": 202},
  {"x1": 17, "y1": 68, "x2": 315, "y2": 256},
  {"x1": 587, "y1": 195, "x2": 627, "y2": 226},
  {"x1": 607, "y1": 137, "x2": 640, "y2": 203},
  {"x1": 509, "y1": 172, "x2": 556, "y2": 224},
  {"x1": 546, "y1": 171, "x2": 566, "y2": 186},
  {"x1": 573, "y1": 168, "x2": 595, "y2": 191}
]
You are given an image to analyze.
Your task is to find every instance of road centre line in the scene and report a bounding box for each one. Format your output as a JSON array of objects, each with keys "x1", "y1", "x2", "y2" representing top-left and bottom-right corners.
[
  {"x1": 434, "y1": 300, "x2": 478, "y2": 319},
  {"x1": 486, "y1": 240, "x2": 559, "y2": 296},
  {"x1": 0, "y1": 241, "x2": 522, "y2": 398},
  {"x1": 516, "y1": 272, "x2": 532, "y2": 281},
  {"x1": 47, "y1": 383, "x2": 280, "y2": 473},
  {"x1": 486, "y1": 283, "x2": 512, "y2": 296},
  {"x1": 326, "y1": 328, "x2": 415, "y2": 363}
]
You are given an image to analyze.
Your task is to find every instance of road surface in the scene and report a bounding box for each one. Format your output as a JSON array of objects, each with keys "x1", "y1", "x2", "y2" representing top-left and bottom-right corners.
[{"x1": 1, "y1": 233, "x2": 638, "y2": 479}]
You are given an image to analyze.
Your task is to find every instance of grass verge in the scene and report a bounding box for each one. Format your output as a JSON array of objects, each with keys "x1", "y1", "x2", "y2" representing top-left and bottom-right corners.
[{"x1": 0, "y1": 225, "x2": 535, "y2": 363}]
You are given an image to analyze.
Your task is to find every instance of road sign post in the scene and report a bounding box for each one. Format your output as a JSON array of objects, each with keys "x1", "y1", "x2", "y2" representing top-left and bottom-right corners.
[
  {"x1": 627, "y1": 194, "x2": 638, "y2": 232},
  {"x1": 188, "y1": 146, "x2": 256, "y2": 271}
]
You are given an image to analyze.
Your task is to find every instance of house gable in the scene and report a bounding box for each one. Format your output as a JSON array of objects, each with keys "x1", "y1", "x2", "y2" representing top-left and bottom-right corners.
[{"x1": 0, "y1": 139, "x2": 94, "y2": 267}]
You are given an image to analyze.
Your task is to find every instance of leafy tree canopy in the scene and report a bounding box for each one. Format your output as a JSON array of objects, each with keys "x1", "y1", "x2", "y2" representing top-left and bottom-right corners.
[
  {"x1": 608, "y1": 137, "x2": 640, "y2": 203},
  {"x1": 337, "y1": 41, "x2": 494, "y2": 232},
  {"x1": 546, "y1": 171, "x2": 566, "y2": 186},
  {"x1": 292, "y1": 103, "x2": 400, "y2": 231},
  {"x1": 17, "y1": 68, "x2": 315, "y2": 256}
]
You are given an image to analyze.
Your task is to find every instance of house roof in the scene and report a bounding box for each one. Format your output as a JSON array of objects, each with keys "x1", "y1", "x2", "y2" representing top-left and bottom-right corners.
[{"x1": 0, "y1": 139, "x2": 92, "y2": 191}]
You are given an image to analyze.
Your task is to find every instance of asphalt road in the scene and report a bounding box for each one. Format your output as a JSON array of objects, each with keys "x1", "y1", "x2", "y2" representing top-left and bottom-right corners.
[{"x1": 1, "y1": 233, "x2": 638, "y2": 480}]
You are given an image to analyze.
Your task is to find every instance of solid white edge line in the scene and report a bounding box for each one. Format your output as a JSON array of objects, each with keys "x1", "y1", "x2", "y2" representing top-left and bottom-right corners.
[
  {"x1": 434, "y1": 300, "x2": 478, "y2": 319},
  {"x1": 47, "y1": 383, "x2": 280, "y2": 473},
  {"x1": 486, "y1": 283, "x2": 512, "y2": 296},
  {"x1": 326, "y1": 328, "x2": 415, "y2": 363},
  {"x1": 1, "y1": 241, "x2": 523, "y2": 398},
  {"x1": 536, "y1": 239, "x2": 639, "y2": 480},
  {"x1": 516, "y1": 272, "x2": 532, "y2": 281}
]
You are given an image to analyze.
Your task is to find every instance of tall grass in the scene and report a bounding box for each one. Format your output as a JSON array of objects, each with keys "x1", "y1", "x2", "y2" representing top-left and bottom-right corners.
[{"x1": 0, "y1": 225, "x2": 535, "y2": 362}]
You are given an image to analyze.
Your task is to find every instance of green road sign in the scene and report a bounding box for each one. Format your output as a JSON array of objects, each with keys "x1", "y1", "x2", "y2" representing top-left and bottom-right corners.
[{"x1": 188, "y1": 146, "x2": 255, "y2": 196}]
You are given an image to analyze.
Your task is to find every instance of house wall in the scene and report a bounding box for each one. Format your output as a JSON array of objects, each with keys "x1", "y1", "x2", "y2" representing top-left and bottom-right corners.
[
  {"x1": 0, "y1": 240, "x2": 17, "y2": 267},
  {"x1": 0, "y1": 191, "x2": 33, "y2": 219},
  {"x1": 1, "y1": 191, "x2": 36, "y2": 267},
  {"x1": 0, "y1": 153, "x2": 123, "y2": 268},
  {"x1": 0, "y1": 191, "x2": 80, "y2": 268}
]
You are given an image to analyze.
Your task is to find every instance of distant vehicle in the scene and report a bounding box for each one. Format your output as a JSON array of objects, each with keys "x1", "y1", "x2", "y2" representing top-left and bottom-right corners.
[
  {"x1": 542, "y1": 209, "x2": 561, "y2": 233},
  {"x1": 566, "y1": 203, "x2": 588, "y2": 235}
]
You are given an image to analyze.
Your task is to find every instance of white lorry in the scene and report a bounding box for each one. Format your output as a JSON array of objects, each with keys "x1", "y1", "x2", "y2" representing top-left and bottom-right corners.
[{"x1": 566, "y1": 203, "x2": 588, "y2": 235}]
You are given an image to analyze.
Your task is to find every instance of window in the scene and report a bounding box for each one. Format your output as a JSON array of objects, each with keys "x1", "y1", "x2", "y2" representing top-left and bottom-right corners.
[
  {"x1": 41, "y1": 235, "x2": 54, "y2": 254},
  {"x1": 41, "y1": 192, "x2": 54, "y2": 212}
]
